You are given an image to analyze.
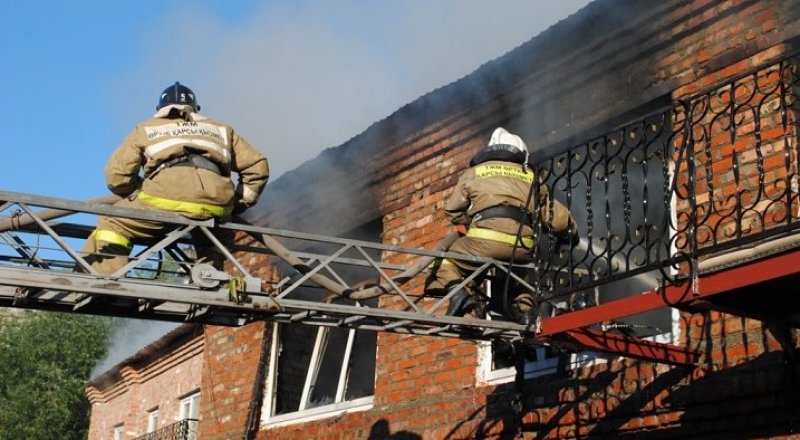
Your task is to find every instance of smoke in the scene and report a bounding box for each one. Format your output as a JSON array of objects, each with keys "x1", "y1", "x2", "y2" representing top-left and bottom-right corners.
[
  {"x1": 107, "y1": 0, "x2": 591, "y2": 179},
  {"x1": 91, "y1": 1, "x2": 591, "y2": 376},
  {"x1": 91, "y1": 318, "x2": 180, "y2": 379}
]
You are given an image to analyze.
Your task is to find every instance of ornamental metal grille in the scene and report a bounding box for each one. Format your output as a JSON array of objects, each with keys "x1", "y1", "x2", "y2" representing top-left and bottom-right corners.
[
  {"x1": 132, "y1": 419, "x2": 197, "y2": 440},
  {"x1": 530, "y1": 53, "x2": 800, "y2": 308}
]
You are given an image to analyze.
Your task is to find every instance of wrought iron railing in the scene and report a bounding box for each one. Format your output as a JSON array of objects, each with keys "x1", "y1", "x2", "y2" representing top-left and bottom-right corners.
[
  {"x1": 530, "y1": 51, "x2": 800, "y2": 305},
  {"x1": 132, "y1": 419, "x2": 197, "y2": 440}
]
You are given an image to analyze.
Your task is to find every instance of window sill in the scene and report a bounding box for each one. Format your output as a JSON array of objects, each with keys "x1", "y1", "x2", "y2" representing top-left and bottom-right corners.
[{"x1": 261, "y1": 396, "x2": 374, "y2": 429}]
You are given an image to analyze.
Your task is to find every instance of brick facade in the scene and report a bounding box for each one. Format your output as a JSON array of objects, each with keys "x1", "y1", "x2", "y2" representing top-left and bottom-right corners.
[
  {"x1": 250, "y1": 1, "x2": 800, "y2": 438},
  {"x1": 88, "y1": 1, "x2": 800, "y2": 438},
  {"x1": 86, "y1": 324, "x2": 204, "y2": 439}
]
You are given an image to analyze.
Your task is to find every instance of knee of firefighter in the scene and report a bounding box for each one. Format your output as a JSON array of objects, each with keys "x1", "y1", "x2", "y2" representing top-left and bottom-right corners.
[
  {"x1": 511, "y1": 292, "x2": 535, "y2": 313},
  {"x1": 424, "y1": 259, "x2": 459, "y2": 294},
  {"x1": 80, "y1": 236, "x2": 132, "y2": 275},
  {"x1": 83, "y1": 233, "x2": 131, "y2": 258}
]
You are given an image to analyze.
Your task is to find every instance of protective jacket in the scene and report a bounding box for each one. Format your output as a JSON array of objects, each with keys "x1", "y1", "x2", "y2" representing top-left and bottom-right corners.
[
  {"x1": 104, "y1": 104, "x2": 269, "y2": 219},
  {"x1": 444, "y1": 159, "x2": 573, "y2": 244}
]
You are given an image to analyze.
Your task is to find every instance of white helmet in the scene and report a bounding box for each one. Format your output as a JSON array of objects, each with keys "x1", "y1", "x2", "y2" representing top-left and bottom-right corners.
[
  {"x1": 488, "y1": 127, "x2": 527, "y2": 153},
  {"x1": 469, "y1": 127, "x2": 530, "y2": 167}
]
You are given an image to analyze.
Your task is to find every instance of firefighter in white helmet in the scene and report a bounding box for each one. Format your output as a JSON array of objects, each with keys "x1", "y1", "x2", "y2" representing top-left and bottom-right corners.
[
  {"x1": 82, "y1": 82, "x2": 269, "y2": 274},
  {"x1": 425, "y1": 127, "x2": 575, "y2": 323}
]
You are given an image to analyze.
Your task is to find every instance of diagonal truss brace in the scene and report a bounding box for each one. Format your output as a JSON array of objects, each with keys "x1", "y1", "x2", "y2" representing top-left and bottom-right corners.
[{"x1": 0, "y1": 190, "x2": 707, "y2": 363}]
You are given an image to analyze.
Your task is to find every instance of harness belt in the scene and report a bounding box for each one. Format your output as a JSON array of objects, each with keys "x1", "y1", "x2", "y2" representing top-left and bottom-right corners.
[
  {"x1": 467, "y1": 227, "x2": 534, "y2": 248},
  {"x1": 472, "y1": 205, "x2": 531, "y2": 225},
  {"x1": 147, "y1": 154, "x2": 221, "y2": 180}
]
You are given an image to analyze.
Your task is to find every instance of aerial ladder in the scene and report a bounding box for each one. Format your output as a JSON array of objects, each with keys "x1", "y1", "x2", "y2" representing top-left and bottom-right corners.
[
  {"x1": 7, "y1": 51, "x2": 800, "y2": 371},
  {"x1": 0, "y1": 189, "x2": 700, "y2": 366}
]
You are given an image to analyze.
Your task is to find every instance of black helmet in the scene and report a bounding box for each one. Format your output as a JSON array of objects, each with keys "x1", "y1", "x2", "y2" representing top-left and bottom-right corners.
[{"x1": 156, "y1": 81, "x2": 200, "y2": 111}]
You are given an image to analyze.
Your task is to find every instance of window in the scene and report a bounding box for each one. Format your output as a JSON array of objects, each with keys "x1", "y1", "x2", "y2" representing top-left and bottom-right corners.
[
  {"x1": 479, "y1": 276, "x2": 561, "y2": 384},
  {"x1": 179, "y1": 392, "x2": 200, "y2": 420},
  {"x1": 260, "y1": 221, "x2": 380, "y2": 427},
  {"x1": 146, "y1": 408, "x2": 158, "y2": 439},
  {"x1": 113, "y1": 424, "x2": 124, "y2": 440},
  {"x1": 261, "y1": 323, "x2": 375, "y2": 426},
  {"x1": 179, "y1": 392, "x2": 200, "y2": 440}
]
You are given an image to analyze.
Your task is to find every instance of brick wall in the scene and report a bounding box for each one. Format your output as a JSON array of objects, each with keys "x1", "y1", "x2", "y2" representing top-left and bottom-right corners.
[
  {"x1": 199, "y1": 322, "x2": 270, "y2": 439},
  {"x1": 202, "y1": 0, "x2": 800, "y2": 439},
  {"x1": 86, "y1": 326, "x2": 204, "y2": 440}
]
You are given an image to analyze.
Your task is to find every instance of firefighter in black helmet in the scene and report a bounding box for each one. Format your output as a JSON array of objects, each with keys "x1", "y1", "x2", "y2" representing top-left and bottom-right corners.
[
  {"x1": 157, "y1": 81, "x2": 201, "y2": 111},
  {"x1": 82, "y1": 81, "x2": 269, "y2": 274}
]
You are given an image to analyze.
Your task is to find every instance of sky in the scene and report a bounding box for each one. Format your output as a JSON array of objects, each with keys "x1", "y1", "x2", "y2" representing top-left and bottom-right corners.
[
  {"x1": 0, "y1": 0, "x2": 591, "y2": 201},
  {"x1": 0, "y1": 1, "x2": 592, "y2": 374}
]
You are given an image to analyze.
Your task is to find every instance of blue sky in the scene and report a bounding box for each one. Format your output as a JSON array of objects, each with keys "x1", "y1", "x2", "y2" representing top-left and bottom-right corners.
[{"x1": 0, "y1": 0, "x2": 590, "y2": 202}]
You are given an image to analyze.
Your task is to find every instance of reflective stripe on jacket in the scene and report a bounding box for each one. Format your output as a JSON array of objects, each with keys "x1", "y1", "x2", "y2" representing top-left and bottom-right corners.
[
  {"x1": 104, "y1": 105, "x2": 269, "y2": 219},
  {"x1": 136, "y1": 191, "x2": 232, "y2": 218}
]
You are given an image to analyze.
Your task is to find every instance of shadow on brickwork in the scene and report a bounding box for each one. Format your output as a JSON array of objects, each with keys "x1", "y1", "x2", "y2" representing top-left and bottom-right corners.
[
  {"x1": 367, "y1": 419, "x2": 422, "y2": 440},
  {"x1": 449, "y1": 328, "x2": 800, "y2": 439}
]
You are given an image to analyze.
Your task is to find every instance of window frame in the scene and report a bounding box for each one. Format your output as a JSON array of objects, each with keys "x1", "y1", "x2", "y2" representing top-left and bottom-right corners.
[
  {"x1": 260, "y1": 322, "x2": 374, "y2": 428},
  {"x1": 146, "y1": 407, "x2": 159, "y2": 435},
  {"x1": 113, "y1": 424, "x2": 124, "y2": 440},
  {"x1": 179, "y1": 391, "x2": 200, "y2": 420}
]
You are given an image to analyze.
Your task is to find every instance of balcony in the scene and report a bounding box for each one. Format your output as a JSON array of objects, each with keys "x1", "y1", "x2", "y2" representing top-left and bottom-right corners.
[
  {"x1": 529, "y1": 50, "x2": 800, "y2": 337},
  {"x1": 133, "y1": 419, "x2": 198, "y2": 440}
]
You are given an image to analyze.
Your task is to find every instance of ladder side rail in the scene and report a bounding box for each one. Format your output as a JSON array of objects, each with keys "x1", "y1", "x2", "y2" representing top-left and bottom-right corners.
[
  {"x1": 227, "y1": 219, "x2": 537, "y2": 269},
  {"x1": 0, "y1": 195, "x2": 120, "y2": 233},
  {"x1": 0, "y1": 190, "x2": 213, "y2": 228}
]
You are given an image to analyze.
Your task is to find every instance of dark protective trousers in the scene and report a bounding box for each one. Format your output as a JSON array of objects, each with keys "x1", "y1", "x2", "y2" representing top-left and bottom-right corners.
[{"x1": 424, "y1": 235, "x2": 535, "y2": 315}]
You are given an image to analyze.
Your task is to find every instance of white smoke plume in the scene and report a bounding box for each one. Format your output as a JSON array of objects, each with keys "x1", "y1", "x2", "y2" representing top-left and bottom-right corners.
[
  {"x1": 91, "y1": 318, "x2": 179, "y2": 379},
  {"x1": 107, "y1": 1, "x2": 591, "y2": 178},
  {"x1": 91, "y1": 1, "x2": 591, "y2": 375}
]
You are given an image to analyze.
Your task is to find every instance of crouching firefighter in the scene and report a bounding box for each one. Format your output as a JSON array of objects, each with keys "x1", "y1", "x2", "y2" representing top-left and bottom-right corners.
[
  {"x1": 81, "y1": 82, "x2": 269, "y2": 275},
  {"x1": 424, "y1": 127, "x2": 575, "y2": 323}
]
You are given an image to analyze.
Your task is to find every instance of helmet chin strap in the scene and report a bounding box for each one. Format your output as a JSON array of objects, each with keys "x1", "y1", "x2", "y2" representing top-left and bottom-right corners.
[{"x1": 153, "y1": 104, "x2": 198, "y2": 119}]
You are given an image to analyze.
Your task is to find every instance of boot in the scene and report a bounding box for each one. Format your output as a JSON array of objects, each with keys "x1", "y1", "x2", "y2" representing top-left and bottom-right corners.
[
  {"x1": 446, "y1": 289, "x2": 486, "y2": 318},
  {"x1": 446, "y1": 290, "x2": 478, "y2": 317}
]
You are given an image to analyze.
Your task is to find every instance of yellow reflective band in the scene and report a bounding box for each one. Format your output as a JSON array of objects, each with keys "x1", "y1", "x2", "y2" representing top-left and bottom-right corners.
[
  {"x1": 137, "y1": 192, "x2": 232, "y2": 218},
  {"x1": 93, "y1": 230, "x2": 132, "y2": 249},
  {"x1": 467, "y1": 227, "x2": 534, "y2": 247},
  {"x1": 474, "y1": 164, "x2": 533, "y2": 183}
]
